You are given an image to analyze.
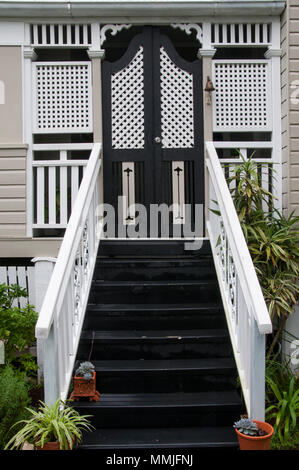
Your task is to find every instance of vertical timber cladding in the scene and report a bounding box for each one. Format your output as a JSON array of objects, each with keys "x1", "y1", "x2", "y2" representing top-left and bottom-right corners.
[{"x1": 102, "y1": 26, "x2": 204, "y2": 238}]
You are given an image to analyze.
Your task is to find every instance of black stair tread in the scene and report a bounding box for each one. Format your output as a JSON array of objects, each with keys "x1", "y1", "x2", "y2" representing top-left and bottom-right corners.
[
  {"x1": 79, "y1": 426, "x2": 238, "y2": 449},
  {"x1": 89, "y1": 358, "x2": 236, "y2": 373},
  {"x1": 72, "y1": 391, "x2": 241, "y2": 408},
  {"x1": 80, "y1": 329, "x2": 228, "y2": 341},
  {"x1": 92, "y1": 279, "x2": 217, "y2": 287},
  {"x1": 87, "y1": 302, "x2": 223, "y2": 312},
  {"x1": 96, "y1": 258, "x2": 213, "y2": 264}
]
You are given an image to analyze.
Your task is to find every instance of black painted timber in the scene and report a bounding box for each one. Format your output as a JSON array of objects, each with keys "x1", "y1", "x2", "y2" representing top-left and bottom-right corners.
[{"x1": 72, "y1": 241, "x2": 243, "y2": 449}]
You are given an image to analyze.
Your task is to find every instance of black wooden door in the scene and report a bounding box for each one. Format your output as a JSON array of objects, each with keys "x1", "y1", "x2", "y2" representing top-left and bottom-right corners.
[{"x1": 102, "y1": 26, "x2": 204, "y2": 238}]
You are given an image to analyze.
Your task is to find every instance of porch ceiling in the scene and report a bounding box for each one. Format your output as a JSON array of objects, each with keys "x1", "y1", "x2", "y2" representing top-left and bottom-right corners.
[{"x1": 0, "y1": 1, "x2": 286, "y2": 19}]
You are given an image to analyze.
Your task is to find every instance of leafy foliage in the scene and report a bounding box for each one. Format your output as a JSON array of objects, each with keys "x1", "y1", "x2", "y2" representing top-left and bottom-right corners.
[
  {"x1": 0, "y1": 364, "x2": 32, "y2": 450},
  {"x1": 227, "y1": 154, "x2": 275, "y2": 226},
  {"x1": 5, "y1": 399, "x2": 94, "y2": 450},
  {"x1": 227, "y1": 157, "x2": 299, "y2": 323},
  {"x1": 266, "y1": 360, "x2": 299, "y2": 446},
  {"x1": 0, "y1": 284, "x2": 38, "y2": 362}
]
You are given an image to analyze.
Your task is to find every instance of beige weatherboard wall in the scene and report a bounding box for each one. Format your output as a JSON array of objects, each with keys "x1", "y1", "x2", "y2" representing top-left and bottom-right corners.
[
  {"x1": 0, "y1": 47, "x2": 26, "y2": 239},
  {"x1": 0, "y1": 43, "x2": 62, "y2": 256}
]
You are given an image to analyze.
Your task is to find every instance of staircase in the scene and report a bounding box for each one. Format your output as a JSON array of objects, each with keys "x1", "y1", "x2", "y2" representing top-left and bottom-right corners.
[{"x1": 71, "y1": 240, "x2": 243, "y2": 449}]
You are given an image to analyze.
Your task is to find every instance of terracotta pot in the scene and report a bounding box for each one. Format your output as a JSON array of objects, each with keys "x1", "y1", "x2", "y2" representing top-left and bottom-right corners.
[
  {"x1": 70, "y1": 371, "x2": 100, "y2": 402},
  {"x1": 235, "y1": 420, "x2": 274, "y2": 450},
  {"x1": 37, "y1": 441, "x2": 61, "y2": 451},
  {"x1": 37, "y1": 439, "x2": 74, "y2": 450}
]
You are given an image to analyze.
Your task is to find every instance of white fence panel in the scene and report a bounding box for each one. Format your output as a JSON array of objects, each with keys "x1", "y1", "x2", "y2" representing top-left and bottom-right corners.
[{"x1": 0, "y1": 266, "x2": 36, "y2": 307}]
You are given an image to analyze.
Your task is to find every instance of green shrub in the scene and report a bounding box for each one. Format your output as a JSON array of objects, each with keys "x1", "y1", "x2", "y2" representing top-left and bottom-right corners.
[
  {"x1": 226, "y1": 156, "x2": 299, "y2": 356},
  {"x1": 0, "y1": 283, "x2": 38, "y2": 363},
  {"x1": 0, "y1": 364, "x2": 32, "y2": 449},
  {"x1": 266, "y1": 360, "x2": 299, "y2": 447}
]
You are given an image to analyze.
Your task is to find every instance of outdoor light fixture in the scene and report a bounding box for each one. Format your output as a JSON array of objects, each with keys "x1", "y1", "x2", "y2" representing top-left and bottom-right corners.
[{"x1": 204, "y1": 76, "x2": 215, "y2": 104}]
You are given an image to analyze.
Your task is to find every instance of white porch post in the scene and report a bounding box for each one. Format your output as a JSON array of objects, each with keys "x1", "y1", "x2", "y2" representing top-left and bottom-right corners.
[
  {"x1": 265, "y1": 19, "x2": 283, "y2": 211},
  {"x1": 32, "y1": 257, "x2": 56, "y2": 382},
  {"x1": 88, "y1": 23, "x2": 105, "y2": 213},
  {"x1": 199, "y1": 23, "x2": 216, "y2": 237},
  {"x1": 23, "y1": 24, "x2": 36, "y2": 237}
]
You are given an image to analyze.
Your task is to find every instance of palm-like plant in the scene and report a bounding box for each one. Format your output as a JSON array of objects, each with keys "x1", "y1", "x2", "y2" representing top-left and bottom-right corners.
[
  {"x1": 266, "y1": 375, "x2": 299, "y2": 445},
  {"x1": 224, "y1": 155, "x2": 299, "y2": 358},
  {"x1": 227, "y1": 154, "x2": 275, "y2": 226},
  {"x1": 5, "y1": 399, "x2": 94, "y2": 450}
]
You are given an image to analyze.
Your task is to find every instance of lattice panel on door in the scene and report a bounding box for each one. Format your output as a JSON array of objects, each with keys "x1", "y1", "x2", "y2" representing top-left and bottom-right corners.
[
  {"x1": 33, "y1": 62, "x2": 93, "y2": 133},
  {"x1": 111, "y1": 46, "x2": 145, "y2": 149},
  {"x1": 213, "y1": 61, "x2": 270, "y2": 131},
  {"x1": 160, "y1": 47, "x2": 194, "y2": 148}
]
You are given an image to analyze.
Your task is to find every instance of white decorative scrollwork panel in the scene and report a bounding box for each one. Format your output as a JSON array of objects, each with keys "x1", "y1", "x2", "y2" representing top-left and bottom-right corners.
[
  {"x1": 160, "y1": 47, "x2": 194, "y2": 149},
  {"x1": 213, "y1": 61, "x2": 270, "y2": 131},
  {"x1": 111, "y1": 46, "x2": 145, "y2": 149},
  {"x1": 33, "y1": 62, "x2": 93, "y2": 133}
]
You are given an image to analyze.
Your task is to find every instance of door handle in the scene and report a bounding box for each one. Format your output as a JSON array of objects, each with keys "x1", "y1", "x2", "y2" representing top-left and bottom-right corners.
[{"x1": 154, "y1": 136, "x2": 161, "y2": 144}]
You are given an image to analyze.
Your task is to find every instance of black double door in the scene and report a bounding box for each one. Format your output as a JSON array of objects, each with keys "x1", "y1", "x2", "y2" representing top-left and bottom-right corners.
[{"x1": 102, "y1": 26, "x2": 204, "y2": 237}]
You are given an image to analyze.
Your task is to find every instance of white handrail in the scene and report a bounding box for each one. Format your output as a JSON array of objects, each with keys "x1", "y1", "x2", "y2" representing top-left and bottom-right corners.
[
  {"x1": 206, "y1": 141, "x2": 272, "y2": 334},
  {"x1": 35, "y1": 142, "x2": 102, "y2": 405},
  {"x1": 206, "y1": 141, "x2": 272, "y2": 420}
]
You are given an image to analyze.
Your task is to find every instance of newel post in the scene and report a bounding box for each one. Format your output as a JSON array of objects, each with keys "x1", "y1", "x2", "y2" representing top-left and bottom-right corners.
[
  {"x1": 249, "y1": 315, "x2": 266, "y2": 421},
  {"x1": 32, "y1": 257, "x2": 57, "y2": 385}
]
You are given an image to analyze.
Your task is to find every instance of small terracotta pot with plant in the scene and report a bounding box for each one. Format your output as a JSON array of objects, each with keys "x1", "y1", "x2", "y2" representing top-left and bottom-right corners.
[
  {"x1": 4, "y1": 399, "x2": 94, "y2": 450},
  {"x1": 234, "y1": 418, "x2": 274, "y2": 450},
  {"x1": 70, "y1": 361, "x2": 100, "y2": 402}
]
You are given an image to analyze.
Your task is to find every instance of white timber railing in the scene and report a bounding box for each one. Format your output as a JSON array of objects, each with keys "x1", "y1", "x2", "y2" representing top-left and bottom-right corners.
[
  {"x1": 206, "y1": 141, "x2": 272, "y2": 420},
  {"x1": 32, "y1": 144, "x2": 92, "y2": 229},
  {"x1": 213, "y1": 141, "x2": 278, "y2": 212},
  {"x1": 35, "y1": 143, "x2": 102, "y2": 405}
]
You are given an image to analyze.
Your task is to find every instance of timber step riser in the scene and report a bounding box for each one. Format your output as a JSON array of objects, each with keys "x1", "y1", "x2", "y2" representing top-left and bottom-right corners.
[
  {"x1": 78, "y1": 337, "x2": 232, "y2": 360},
  {"x1": 89, "y1": 281, "x2": 221, "y2": 304},
  {"x1": 75, "y1": 407, "x2": 242, "y2": 428}
]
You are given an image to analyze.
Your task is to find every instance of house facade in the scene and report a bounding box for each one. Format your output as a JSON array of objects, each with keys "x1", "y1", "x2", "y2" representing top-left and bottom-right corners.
[{"x1": 0, "y1": 0, "x2": 297, "y2": 449}]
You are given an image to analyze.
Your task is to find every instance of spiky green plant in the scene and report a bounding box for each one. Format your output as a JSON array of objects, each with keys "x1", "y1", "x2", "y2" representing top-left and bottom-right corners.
[
  {"x1": 5, "y1": 399, "x2": 94, "y2": 450},
  {"x1": 266, "y1": 375, "x2": 299, "y2": 445}
]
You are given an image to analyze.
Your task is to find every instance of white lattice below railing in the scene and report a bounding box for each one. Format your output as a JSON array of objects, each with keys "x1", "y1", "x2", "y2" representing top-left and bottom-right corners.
[
  {"x1": 206, "y1": 141, "x2": 272, "y2": 420},
  {"x1": 35, "y1": 143, "x2": 102, "y2": 405}
]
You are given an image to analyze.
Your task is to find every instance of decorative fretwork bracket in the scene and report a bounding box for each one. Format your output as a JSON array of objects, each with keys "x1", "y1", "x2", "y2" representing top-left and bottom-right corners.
[
  {"x1": 170, "y1": 24, "x2": 203, "y2": 46},
  {"x1": 100, "y1": 24, "x2": 132, "y2": 47}
]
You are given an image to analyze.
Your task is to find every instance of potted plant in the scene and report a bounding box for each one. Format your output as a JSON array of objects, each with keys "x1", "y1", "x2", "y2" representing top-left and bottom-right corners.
[
  {"x1": 70, "y1": 361, "x2": 100, "y2": 402},
  {"x1": 4, "y1": 399, "x2": 94, "y2": 450},
  {"x1": 233, "y1": 418, "x2": 274, "y2": 450}
]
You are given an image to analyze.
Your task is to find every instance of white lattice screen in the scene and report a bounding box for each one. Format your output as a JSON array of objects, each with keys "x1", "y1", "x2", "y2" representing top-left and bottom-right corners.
[
  {"x1": 32, "y1": 62, "x2": 93, "y2": 134},
  {"x1": 212, "y1": 61, "x2": 271, "y2": 132},
  {"x1": 111, "y1": 46, "x2": 145, "y2": 149},
  {"x1": 160, "y1": 47, "x2": 194, "y2": 149}
]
